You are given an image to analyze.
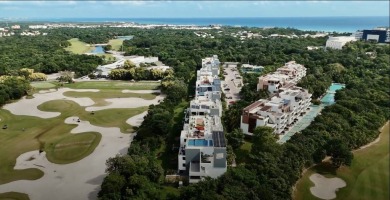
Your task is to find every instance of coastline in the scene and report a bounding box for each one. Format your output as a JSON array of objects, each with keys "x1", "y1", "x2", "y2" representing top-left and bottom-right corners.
[{"x1": 2, "y1": 16, "x2": 389, "y2": 33}]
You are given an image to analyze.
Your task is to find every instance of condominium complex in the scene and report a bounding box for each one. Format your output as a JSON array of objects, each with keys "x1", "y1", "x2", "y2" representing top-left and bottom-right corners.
[
  {"x1": 242, "y1": 62, "x2": 312, "y2": 135},
  {"x1": 178, "y1": 55, "x2": 227, "y2": 183},
  {"x1": 257, "y1": 61, "x2": 307, "y2": 94},
  {"x1": 241, "y1": 86, "x2": 311, "y2": 135}
]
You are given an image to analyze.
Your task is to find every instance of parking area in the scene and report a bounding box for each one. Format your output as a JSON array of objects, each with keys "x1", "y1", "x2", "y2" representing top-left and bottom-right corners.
[{"x1": 221, "y1": 63, "x2": 242, "y2": 107}]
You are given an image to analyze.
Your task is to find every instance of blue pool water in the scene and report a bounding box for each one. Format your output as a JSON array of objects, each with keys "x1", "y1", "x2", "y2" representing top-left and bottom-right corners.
[
  {"x1": 320, "y1": 83, "x2": 345, "y2": 105},
  {"x1": 188, "y1": 139, "x2": 213, "y2": 147},
  {"x1": 90, "y1": 46, "x2": 105, "y2": 54}
]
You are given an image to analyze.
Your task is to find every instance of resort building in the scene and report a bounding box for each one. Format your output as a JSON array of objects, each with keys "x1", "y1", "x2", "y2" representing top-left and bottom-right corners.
[
  {"x1": 325, "y1": 36, "x2": 357, "y2": 49},
  {"x1": 361, "y1": 28, "x2": 390, "y2": 43},
  {"x1": 257, "y1": 61, "x2": 306, "y2": 93},
  {"x1": 241, "y1": 64, "x2": 264, "y2": 73},
  {"x1": 178, "y1": 55, "x2": 227, "y2": 183},
  {"x1": 241, "y1": 86, "x2": 312, "y2": 135}
]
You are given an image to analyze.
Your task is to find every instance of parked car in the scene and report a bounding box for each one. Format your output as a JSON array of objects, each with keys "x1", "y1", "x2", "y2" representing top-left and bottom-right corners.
[
  {"x1": 227, "y1": 96, "x2": 233, "y2": 99},
  {"x1": 224, "y1": 88, "x2": 230, "y2": 91},
  {"x1": 229, "y1": 101, "x2": 236, "y2": 104}
]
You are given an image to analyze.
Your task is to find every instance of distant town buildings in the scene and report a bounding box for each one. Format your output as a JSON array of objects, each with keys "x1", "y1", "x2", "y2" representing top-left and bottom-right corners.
[
  {"x1": 360, "y1": 28, "x2": 390, "y2": 43},
  {"x1": 11, "y1": 25, "x2": 20, "y2": 29},
  {"x1": 325, "y1": 36, "x2": 357, "y2": 49},
  {"x1": 178, "y1": 55, "x2": 227, "y2": 183},
  {"x1": 241, "y1": 61, "x2": 311, "y2": 136}
]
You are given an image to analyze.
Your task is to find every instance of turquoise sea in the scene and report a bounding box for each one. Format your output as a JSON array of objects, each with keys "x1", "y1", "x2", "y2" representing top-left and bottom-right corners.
[{"x1": 28, "y1": 16, "x2": 389, "y2": 32}]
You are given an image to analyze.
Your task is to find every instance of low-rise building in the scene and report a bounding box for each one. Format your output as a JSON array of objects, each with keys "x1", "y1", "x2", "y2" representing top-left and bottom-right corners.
[
  {"x1": 241, "y1": 86, "x2": 311, "y2": 135},
  {"x1": 257, "y1": 61, "x2": 306, "y2": 93},
  {"x1": 325, "y1": 36, "x2": 357, "y2": 49},
  {"x1": 362, "y1": 28, "x2": 390, "y2": 43}
]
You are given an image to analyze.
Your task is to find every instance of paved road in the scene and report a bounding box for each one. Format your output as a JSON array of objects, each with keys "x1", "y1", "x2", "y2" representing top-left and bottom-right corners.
[{"x1": 221, "y1": 64, "x2": 242, "y2": 107}]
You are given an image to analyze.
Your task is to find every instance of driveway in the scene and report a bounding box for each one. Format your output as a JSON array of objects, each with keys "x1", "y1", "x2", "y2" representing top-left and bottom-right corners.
[{"x1": 221, "y1": 64, "x2": 242, "y2": 107}]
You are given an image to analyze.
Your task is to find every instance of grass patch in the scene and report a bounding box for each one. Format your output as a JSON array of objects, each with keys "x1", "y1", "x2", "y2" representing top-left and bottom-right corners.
[
  {"x1": 63, "y1": 90, "x2": 158, "y2": 106},
  {"x1": 30, "y1": 82, "x2": 56, "y2": 89},
  {"x1": 159, "y1": 186, "x2": 180, "y2": 199},
  {"x1": 294, "y1": 121, "x2": 389, "y2": 200},
  {"x1": 234, "y1": 140, "x2": 252, "y2": 164},
  {"x1": 0, "y1": 192, "x2": 29, "y2": 200},
  {"x1": 108, "y1": 39, "x2": 123, "y2": 51},
  {"x1": 38, "y1": 100, "x2": 148, "y2": 133},
  {"x1": 45, "y1": 132, "x2": 101, "y2": 164},
  {"x1": 65, "y1": 81, "x2": 160, "y2": 90},
  {"x1": 64, "y1": 38, "x2": 93, "y2": 54}
]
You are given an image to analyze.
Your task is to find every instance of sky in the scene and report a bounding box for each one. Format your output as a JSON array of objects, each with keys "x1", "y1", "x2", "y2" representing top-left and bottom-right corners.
[{"x1": 0, "y1": 1, "x2": 388, "y2": 19}]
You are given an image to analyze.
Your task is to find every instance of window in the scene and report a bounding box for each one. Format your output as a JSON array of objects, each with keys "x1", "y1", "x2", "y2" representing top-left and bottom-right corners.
[
  {"x1": 182, "y1": 164, "x2": 186, "y2": 167},
  {"x1": 184, "y1": 139, "x2": 187, "y2": 142},
  {"x1": 182, "y1": 157, "x2": 186, "y2": 160}
]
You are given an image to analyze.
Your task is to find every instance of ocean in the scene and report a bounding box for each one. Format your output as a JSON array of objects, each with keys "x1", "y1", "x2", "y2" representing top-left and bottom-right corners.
[{"x1": 24, "y1": 16, "x2": 390, "y2": 33}]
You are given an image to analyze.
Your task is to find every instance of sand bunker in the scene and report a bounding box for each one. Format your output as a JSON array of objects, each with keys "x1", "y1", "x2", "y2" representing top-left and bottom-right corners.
[
  {"x1": 122, "y1": 89, "x2": 161, "y2": 94},
  {"x1": 126, "y1": 111, "x2": 148, "y2": 127},
  {"x1": 3, "y1": 88, "x2": 164, "y2": 118},
  {"x1": 309, "y1": 173, "x2": 346, "y2": 200},
  {"x1": 3, "y1": 88, "x2": 97, "y2": 118},
  {"x1": 0, "y1": 117, "x2": 134, "y2": 200},
  {"x1": 85, "y1": 95, "x2": 165, "y2": 112}
]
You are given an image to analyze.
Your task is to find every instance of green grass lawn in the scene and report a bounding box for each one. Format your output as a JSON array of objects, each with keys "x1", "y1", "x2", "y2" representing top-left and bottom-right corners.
[
  {"x1": 63, "y1": 90, "x2": 158, "y2": 106},
  {"x1": 108, "y1": 39, "x2": 123, "y2": 51},
  {"x1": 30, "y1": 82, "x2": 57, "y2": 89},
  {"x1": 46, "y1": 132, "x2": 101, "y2": 164},
  {"x1": 65, "y1": 81, "x2": 160, "y2": 90},
  {"x1": 0, "y1": 83, "x2": 154, "y2": 185},
  {"x1": 64, "y1": 38, "x2": 94, "y2": 54},
  {"x1": 0, "y1": 192, "x2": 29, "y2": 200},
  {"x1": 294, "y1": 121, "x2": 389, "y2": 200},
  {"x1": 234, "y1": 140, "x2": 253, "y2": 164}
]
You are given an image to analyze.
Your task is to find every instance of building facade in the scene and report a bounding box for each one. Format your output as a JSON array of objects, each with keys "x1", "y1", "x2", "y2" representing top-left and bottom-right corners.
[
  {"x1": 178, "y1": 55, "x2": 227, "y2": 183},
  {"x1": 325, "y1": 36, "x2": 357, "y2": 50},
  {"x1": 257, "y1": 61, "x2": 306, "y2": 94},
  {"x1": 241, "y1": 86, "x2": 311, "y2": 135},
  {"x1": 362, "y1": 28, "x2": 390, "y2": 43}
]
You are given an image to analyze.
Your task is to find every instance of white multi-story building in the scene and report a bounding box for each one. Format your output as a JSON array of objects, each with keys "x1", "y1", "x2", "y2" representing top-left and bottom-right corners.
[
  {"x1": 241, "y1": 87, "x2": 312, "y2": 135},
  {"x1": 178, "y1": 55, "x2": 226, "y2": 183},
  {"x1": 257, "y1": 61, "x2": 306, "y2": 93},
  {"x1": 325, "y1": 36, "x2": 357, "y2": 50}
]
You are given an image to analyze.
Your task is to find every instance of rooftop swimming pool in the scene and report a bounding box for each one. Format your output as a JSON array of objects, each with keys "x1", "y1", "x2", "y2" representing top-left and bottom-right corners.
[{"x1": 188, "y1": 139, "x2": 213, "y2": 147}]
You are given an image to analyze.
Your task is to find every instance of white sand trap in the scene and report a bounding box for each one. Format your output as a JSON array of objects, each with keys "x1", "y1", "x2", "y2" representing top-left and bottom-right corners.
[
  {"x1": 126, "y1": 111, "x2": 148, "y2": 127},
  {"x1": 85, "y1": 95, "x2": 165, "y2": 112},
  {"x1": 309, "y1": 173, "x2": 346, "y2": 200},
  {"x1": 122, "y1": 89, "x2": 161, "y2": 94},
  {"x1": 3, "y1": 88, "x2": 97, "y2": 118},
  {"x1": 38, "y1": 89, "x2": 57, "y2": 94},
  {"x1": 0, "y1": 117, "x2": 134, "y2": 200}
]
